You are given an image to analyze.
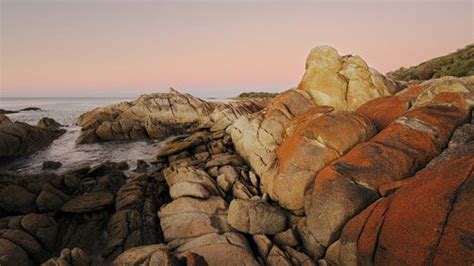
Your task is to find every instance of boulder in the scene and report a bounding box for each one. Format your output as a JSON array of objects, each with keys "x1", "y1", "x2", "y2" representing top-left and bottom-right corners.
[
  {"x1": 264, "y1": 111, "x2": 376, "y2": 211},
  {"x1": 0, "y1": 184, "x2": 37, "y2": 214},
  {"x1": 297, "y1": 46, "x2": 396, "y2": 111},
  {"x1": 228, "y1": 89, "x2": 322, "y2": 178},
  {"x1": 37, "y1": 117, "x2": 63, "y2": 130},
  {"x1": 0, "y1": 238, "x2": 32, "y2": 266},
  {"x1": 0, "y1": 121, "x2": 65, "y2": 159},
  {"x1": 164, "y1": 166, "x2": 221, "y2": 200},
  {"x1": 61, "y1": 192, "x2": 114, "y2": 213},
  {"x1": 36, "y1": 183, "x2": 70, "y2": 211},
  {"x1": 0, "y1": 114, "x2": 12, "y2": 125},
  {"x1": 112, "y1": 244, "x2": 180, "y2": 266},
  {"x1": 42, "y1": 161, "x2": 62, "y2": 170},
  {"x1": 158, "y1": 196, "x2": 231, "y2": 241},
  {"x1": 174, "y1": 232, "x2": 259, "y2": 266},
  {"x1": 227, "y1": 198, "x2": 287, "y2": 235}
]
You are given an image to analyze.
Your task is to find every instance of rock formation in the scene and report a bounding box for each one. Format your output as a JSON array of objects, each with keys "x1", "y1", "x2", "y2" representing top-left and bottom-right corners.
[
  {"x1": 0, "y1": 117, "x2": 66, "y2": 159},
  {"x1": 228, "y1": 45, "x2": 401, "y2": 212},
  {"x1": 76, "y1": 88, "x2": 266, "y2": 144},
  {"x1": 0, "y1": 45, "x2": 472, "y2": 265}
]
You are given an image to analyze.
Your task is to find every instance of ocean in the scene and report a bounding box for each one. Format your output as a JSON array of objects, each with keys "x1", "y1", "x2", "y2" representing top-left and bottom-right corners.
[{"x1": 0, "y1": 97, "x2": 164, "y2": 174}]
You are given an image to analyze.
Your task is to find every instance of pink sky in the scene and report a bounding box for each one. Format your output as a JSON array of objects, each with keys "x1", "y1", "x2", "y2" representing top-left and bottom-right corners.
[{"x1": 1, "y1": 1, "x2": 473, "y2": 98}]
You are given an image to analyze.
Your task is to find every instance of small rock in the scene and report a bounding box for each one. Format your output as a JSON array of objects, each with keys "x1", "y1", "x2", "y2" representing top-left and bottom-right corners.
[
  {"x1": 205, "y1": 154, "x2": 244, "y2": 168},
  {"x1": 134, "y1": 160, "x2": 149, "y2": 173},
  {"x1": 37, "y1": 117, "x2": 63, "y2": 129},
  {"x1": 42, "y1": 161, "x2": 62, "y2": 170},
  {"x1": 20, "y1": 107, "x2": 41, "y2": 111},
  {"x1": 36, "y1": 183, "x2": 70, "y2": 211},
  {"x1": 273, "y1": 228, "x2": 300, "y2": 248},
  {"x1": 207, "y1": 167, "x2": 219, "y2": 177}
]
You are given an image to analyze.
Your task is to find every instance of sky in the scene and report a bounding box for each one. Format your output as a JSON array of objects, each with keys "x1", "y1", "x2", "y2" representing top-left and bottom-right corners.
[{"x1": 1, "y1": 0, "x2": 473, "y2": 98}]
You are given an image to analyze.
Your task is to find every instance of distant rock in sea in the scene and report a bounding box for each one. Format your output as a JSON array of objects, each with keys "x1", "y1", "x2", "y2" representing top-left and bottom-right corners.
[{"x1": 0, "y1": 107, "x2": 42, "y2": 114}]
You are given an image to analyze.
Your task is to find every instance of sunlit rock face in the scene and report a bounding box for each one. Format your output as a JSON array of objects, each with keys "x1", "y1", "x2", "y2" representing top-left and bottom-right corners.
[
  {"x1": 76, "y1": 88, "x2": 266, "y2": 144},
  {"x1": 297, "y1": 46, "x2": 397, "y2": 111}
]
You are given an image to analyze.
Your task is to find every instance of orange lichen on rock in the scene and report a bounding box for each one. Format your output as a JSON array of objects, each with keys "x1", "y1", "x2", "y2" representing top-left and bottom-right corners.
[
  {"x1": 265, "y1": 111, "x2": 376, "y2": 211},
  {"x1": 329, "y1": 123, "x2": 474, "y2": 265},
  {"x1": 304, "y1": 93, "x2": 472, "y2": 258},
  {"x1": 395, "y1": 82, "x2": 430, "y2": 103},
  {"x1": 356, "y1": 96, "x2": 409, "y2": 131}
]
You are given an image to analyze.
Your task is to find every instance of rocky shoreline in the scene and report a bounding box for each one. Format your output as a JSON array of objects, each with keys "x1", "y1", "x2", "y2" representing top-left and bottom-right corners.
[{"x1": 0, "y1": 45, "x2": 473, "y2": 265}]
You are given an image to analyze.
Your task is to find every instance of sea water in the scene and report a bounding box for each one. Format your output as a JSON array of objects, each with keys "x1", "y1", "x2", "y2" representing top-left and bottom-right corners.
[{"x1": 0, "y1": 97, "x2": 164, "y2": 174}]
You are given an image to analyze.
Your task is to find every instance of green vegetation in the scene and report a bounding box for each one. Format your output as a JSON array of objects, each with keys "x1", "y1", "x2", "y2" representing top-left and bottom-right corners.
[
  {"x1": 236, "y1": 92, "x2": 279, "y2": 98},
  {"x1": 387, "y1": 44, "x2": 474, "y2": 81}
]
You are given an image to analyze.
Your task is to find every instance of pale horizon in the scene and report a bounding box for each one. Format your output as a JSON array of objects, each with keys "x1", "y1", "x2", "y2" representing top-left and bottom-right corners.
[{"x1": 1, "y1": 0, "x2": 473, "y2": 98}]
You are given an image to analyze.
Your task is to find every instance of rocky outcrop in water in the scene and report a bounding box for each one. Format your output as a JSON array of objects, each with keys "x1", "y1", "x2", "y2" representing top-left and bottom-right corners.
[
  {"x1": 76, "y1": 88, "x2": 266, "y2": 144},
  {"x1": 0, "y1": 117, "x2": 66, "y2": 159}
]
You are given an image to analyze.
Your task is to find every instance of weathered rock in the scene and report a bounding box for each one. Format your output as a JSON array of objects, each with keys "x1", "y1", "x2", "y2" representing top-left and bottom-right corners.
[
  {"x1": 77, "y1": 88, "x2": 265, "y2": 144},
  {"x1": 157, "y1": 131, "x2": 209, "y2": 158},
  {"x1": 158, "y1": 196, "x2": 231, "y2": 241},
  {"x1": 104, "y1": 175, "x2": 165, "y2": 260},
  {"x1": 335, "y1": 123, "x2": 474, "y2": 265},
  {"x1": 42, "y1": 161, "x2": 62, "y2": 170},
  {"x1": 61, "y1": 192, "x2": 114, "y2": 213},
  {"x1": 356, "y1": 96, "x2": 409, "y2": 130},
  {"x1": 174, "y1": 232, "x2": 259, "y2": 266},
  {"x1": 20, "y1": 214, "x2": 58, "y2": 251},
  {"x1": 42, "y1": 247, "x2": 93, "y2": 266},
  {"x1": 2, "y1": 229, "x2": 48, "y2": 262},
  {"x1": 265, "y1": 111, "x2": 376, "y2": 211},
  {"x1": 297, "y1": 45, "x2": 396, "y2": 111},
  {"x1": 36, "y1": 183, "x2": 70, "y2": 211},
  {"x1": 0, "y1": 121, "x2": 65, "y2": 159},
  {"x1": 112, "y1": 244, "x2": 180, "y2": 266},
  {"x1": 227, "y1": 198, "x2": 287, "y2": 235},
  {"x1": 0, "y1": 114, "x2": 12, "y2": 125},
  {"x1": 87, "y1": 161, "x2": 129, "y2": 177},
  {"x1": 164, "y1": 166, "x2": 220, "y2": 199},
  {"x1": 273, "y1": 228, "x2": 300, "y2": 248},
  {"x1": 228, "y1": 89, "x2": 323, "y2": 178},
  {"x1": 37, "y1": 117, "x2": 63, "y2": 130},
  {"x1": 0, "y1": 184, "x2": 37, "y2": 214},
  {"x1": 304, "y1": 90, "x2": 471, "y2": 256},
  {"x1": 0, "y1": 238, "x2": 32, "y2": 265},
  {"x1": 134, "y1": 159, "x2": 149, "y2": 173},
  {"x1": 204, "y1": 154, "x2": 244, "y2": 168},
  {"x1": 169, "y1": 182, "x2": 210, "y2": 199}
]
